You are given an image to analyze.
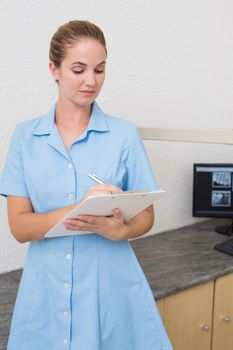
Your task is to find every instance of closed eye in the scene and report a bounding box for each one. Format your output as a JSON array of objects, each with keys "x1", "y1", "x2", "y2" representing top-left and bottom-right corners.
[
  {"x1": 73, "y1": 70, "x2": 84, "y2": 74},
  {"x1": 95, "y1": 69, "x2": 105, "y2": 74},
  {"x1": 72, "y1": 69, "x2": 105, "y2": 75}
]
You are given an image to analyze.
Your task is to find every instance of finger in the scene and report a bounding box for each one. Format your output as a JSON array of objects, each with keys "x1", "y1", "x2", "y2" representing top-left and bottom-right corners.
[
  {"x1": 64, "y1": 221, "x2": 97, "y2": 231},
  {"x1": 77, "y1": 215, "x2": 107, "y2": 226},
  {"x1": 99, "y1": 184, "x2": 122, "y2": 192},
  {"x1": 88, "y1": 184, "x2": 122, "y2": 193},
  {"x1": 65, "y1": 218, "x2": 96, "y2": 226},
  {"x1": 65, "y1": 224, "x2": 95, "y2": 231},
  {"x1": 76, "y1": 215, "x2": 97, "y2": 224},
  {"x1": 85, "y1": 188, "x2": 112, "y2": 198}
]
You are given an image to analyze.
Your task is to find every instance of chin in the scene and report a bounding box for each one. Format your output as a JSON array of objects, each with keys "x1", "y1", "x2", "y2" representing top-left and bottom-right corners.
[{"x1": 71, "y1": 99, "x2": 94, "y2": 108}]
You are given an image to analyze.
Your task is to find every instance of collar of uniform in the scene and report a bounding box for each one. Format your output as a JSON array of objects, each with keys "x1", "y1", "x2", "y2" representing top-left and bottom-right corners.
[
  {"x1": 87, "y1": 102, "x2": 109, "y2": 133},
  {"x1": 32, "y1": 101, "x2": 109, "y2": 136}
]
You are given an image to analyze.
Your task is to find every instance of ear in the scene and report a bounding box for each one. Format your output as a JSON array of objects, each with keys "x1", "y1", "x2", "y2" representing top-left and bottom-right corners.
[{"x1": 49, "y1": 61, "x2": 60, "y2": 81}]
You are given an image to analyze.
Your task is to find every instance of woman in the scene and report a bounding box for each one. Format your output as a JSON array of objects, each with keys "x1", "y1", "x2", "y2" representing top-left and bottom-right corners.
[{"x1": 0, "y1": 20, "x2": 172, "y2": 350}]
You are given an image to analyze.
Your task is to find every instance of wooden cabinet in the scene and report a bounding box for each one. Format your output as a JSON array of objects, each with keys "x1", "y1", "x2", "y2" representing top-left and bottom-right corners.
[
  {"x1": 212, "y1": 273, "x2": 233, "y2": 350},
  {"x1": 156, "y1": 272, "x2": 233, "y2": 350},
  {"x1": 163, "y1": 282, "x2": 213, "y2": 350},
  {"x1": 156, "y1": 298, "x2": 164, "y2": 321}
]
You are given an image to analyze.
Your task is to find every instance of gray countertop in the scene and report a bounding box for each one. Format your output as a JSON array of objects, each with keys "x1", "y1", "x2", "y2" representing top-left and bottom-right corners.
[{"x1": 131, "y1": 218, "x2": 233, "y2": 299}]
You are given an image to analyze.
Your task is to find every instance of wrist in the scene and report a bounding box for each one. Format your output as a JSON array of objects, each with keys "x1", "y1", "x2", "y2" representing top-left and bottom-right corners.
[{"x1": 119, "y1": 224, "x2": 130, "y2": 241}]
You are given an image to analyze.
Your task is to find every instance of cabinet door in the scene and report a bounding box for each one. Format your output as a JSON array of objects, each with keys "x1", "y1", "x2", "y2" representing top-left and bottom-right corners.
[
  {"x1": 163, "y1": 281, "x2": 213, "y2": 350},
  {"x1": 212, "y1": 273, "x2": 233, "y2": 350},
  {"x1": 156, "y1": 298, "x2": 164, "y2": 321}
]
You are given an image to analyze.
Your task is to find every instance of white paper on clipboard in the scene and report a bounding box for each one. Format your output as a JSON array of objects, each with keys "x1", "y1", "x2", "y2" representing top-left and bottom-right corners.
[{"x1": 45, "y1": 189, "x2": 165, "y2": 238}]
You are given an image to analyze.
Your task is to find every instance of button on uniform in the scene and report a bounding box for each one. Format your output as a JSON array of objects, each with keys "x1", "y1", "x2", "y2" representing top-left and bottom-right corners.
[
  {"x1": 67, "y1": 163, "x2": 73, "y2": 169},
  {"x1": 64, "y1": 282, "x2": 70, "y2": 289},
  {"x1": 63, "y1": 310, "x2": 69, "y2": 317},
  {"x1": 66, "y1": 254, "x2": 71, "y2": 260},
  {"x1": 63, "y1": 338, "x2": 68, "y2": 346},
  {"x1": 68, "y1": 193, "x2": 74, "y2": 200}
]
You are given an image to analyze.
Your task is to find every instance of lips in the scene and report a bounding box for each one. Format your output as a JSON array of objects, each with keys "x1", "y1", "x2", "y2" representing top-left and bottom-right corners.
[{"x1": 80, "y1": 90, "x2": 96, "y2": 98}]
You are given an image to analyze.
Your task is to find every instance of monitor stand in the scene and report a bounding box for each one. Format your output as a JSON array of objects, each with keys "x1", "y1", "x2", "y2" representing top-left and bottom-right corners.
[{"x1": 215, "y1": 219, "x2": 233, "y2": 235}]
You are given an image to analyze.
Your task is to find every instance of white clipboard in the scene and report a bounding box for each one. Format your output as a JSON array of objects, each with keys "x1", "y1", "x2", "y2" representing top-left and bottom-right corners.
[{"x1": 45, "y1": 189, "x2": 165, "y2": 238}]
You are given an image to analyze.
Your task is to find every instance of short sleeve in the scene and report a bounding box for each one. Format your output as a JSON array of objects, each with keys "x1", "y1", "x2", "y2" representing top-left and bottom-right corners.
[
  {"x1": 123, "y1": 128, "x2": 159, "y2": 191},
  {"x1": 0, "y1": 124, "x2": 29, "y2": 198}
]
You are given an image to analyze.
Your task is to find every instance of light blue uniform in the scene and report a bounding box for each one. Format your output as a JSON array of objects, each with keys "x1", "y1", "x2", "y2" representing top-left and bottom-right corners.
[{"x1": 0, "y1": 102, "x2": 172, "y2": 350}]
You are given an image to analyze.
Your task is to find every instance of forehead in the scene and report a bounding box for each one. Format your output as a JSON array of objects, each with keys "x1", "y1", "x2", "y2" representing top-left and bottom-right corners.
[{"x1": 63, "y1": 38, "x2": 107, "y2": 64}]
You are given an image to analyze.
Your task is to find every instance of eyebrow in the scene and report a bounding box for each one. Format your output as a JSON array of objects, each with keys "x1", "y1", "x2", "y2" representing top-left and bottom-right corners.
[{"x1": 71, "y1": 61, "x2": 106, "y2": 66}]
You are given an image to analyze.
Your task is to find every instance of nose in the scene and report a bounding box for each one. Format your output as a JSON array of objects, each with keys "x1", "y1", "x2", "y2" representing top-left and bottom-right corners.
[{"x1": 85, "y1": 71, "x2": 96, "y2": 87}]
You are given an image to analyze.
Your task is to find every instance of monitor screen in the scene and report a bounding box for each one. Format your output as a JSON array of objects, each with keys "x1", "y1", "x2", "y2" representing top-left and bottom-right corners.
[{"x1": 193, "y1": 163, "x2": 233, "y2": 218}]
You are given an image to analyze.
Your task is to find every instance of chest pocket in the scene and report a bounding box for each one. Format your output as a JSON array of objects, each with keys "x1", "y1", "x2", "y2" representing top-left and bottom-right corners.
[
  {"x1": 80, "y1": 151, "x2": 127, "y2": 190},
  {"x1": 103, "y1": 154, "x2": 127, "y2": 189}
]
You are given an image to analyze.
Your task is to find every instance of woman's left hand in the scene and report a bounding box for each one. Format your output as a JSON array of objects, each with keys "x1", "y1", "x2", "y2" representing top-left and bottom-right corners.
[{"x1": 63, "y1": 208, "x2": 129, "y2": 241}]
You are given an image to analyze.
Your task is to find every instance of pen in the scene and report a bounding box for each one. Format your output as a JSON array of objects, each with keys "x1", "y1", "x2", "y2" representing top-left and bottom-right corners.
[{"x1": 87, "y1": 173, "x2": 105, "y2": 185}]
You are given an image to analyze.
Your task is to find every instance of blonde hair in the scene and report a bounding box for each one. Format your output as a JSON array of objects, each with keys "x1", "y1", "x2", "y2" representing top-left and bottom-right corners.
[{"x1": 49, "y1": 20, "x2": 107, "y2": 67}]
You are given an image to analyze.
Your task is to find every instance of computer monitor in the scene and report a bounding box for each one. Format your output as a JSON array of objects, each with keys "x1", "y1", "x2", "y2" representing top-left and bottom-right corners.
[{"x1": 193, "y1": 163, "x2": 233, "y2": 235}]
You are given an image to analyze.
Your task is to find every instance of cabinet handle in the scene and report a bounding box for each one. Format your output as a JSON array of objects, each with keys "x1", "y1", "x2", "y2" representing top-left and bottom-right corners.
[
  {"x1": 223, "y1": 316, "x2": 231, "y2": 323},
  {"x1": 202, "y1": 325, "x2": 209, "y2": 332}
]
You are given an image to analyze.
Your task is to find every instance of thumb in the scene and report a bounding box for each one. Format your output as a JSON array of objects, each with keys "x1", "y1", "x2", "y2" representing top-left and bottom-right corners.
[{"x1": 113, "y1": 208, "x2": 121, "y2": 219}]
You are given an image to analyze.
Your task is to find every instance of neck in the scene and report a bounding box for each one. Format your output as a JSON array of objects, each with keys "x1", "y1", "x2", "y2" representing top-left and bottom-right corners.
[{"x1": 55, "y1": 98, "x2": 92, "y2": 128}]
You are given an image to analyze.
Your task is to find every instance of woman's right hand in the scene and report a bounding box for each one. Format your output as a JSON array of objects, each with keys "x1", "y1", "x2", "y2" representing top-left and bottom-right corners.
[{"x1": 84, "y1": 184, "x2": 122, "y2": 199}]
